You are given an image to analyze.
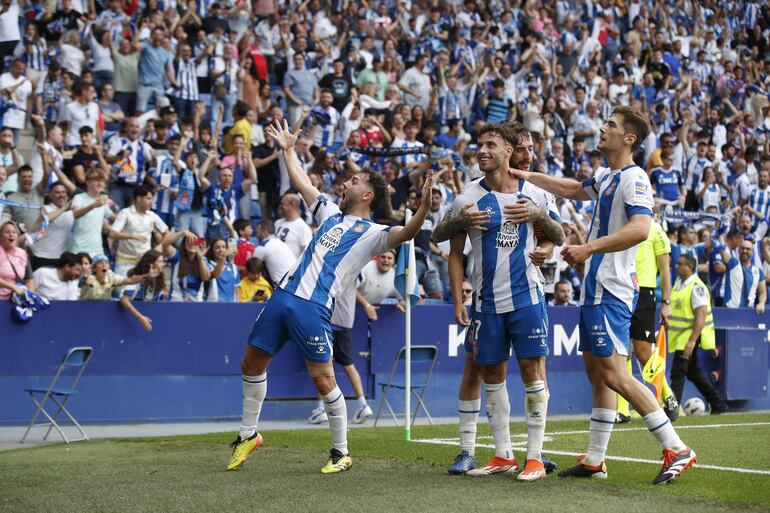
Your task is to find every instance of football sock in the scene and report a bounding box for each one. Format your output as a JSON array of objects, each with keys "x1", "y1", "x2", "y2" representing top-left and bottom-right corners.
[
  {"x1": 357, "y1": 395, "x2": 368, "y2": 408},
  {"x1": 524, "y1": 381, "x2": 548, "y2": 462},
  {"x1": 323, "y1": 386, "x2": 349, "y2": 455},
  {"x1": 239, "y1": 373, "x2": 267, "y2": 439},
  {"x1": 616, "y1": 360, "x2": 631, "y2": 417},
  {"x1": 643, "y1": 408, "x2": 686, "y2": 452},
  {"x1": 485, "y1": 382, "x2": 513, "y2": 460},
  {"x1": 458, "y1": 398, "x2": 481, "y2": 456},
  {"x1": 584, "y1": 408, "x2": 615, "y2": 467}
]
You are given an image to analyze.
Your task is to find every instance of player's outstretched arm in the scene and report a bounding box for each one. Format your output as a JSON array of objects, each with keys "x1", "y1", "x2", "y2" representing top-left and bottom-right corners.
[
  {"x1": 448, "y1": 232, "x2": 470, "y2": 326},
  {"x1": 431, "y1": 203, "x2": 490, "y2": 243},
  {"x1": 561, "y1": 213, "x2": 651, "y2": 266},
  {"x1": 387, "y1": 170, "x2": 435, "y2": 248},
  {"x1": 509, "y1": 168, "x2": 591, "y2": 201},
  {"x1": 265, "y1": 120, "x2": 321, "y2": 207}
]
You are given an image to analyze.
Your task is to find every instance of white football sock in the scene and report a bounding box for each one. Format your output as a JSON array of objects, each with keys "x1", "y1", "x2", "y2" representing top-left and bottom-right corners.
[
  {"x1": 458, "y1": 398, "x2": 481, "y2": 456},
  {"x1": 643, "y1": 408, "x2": 686, "y2": 452},
  {"x1": 584, "y1": 408, "x2": 615, "y2": 467},
  {"x1": 524, "y1": 381, "x2": 548, "y2": 462},
  {"x1": 357, "y1": 395, "x2": 368, "y2": 408},
  {"x1": 485, "y1": 382, "x2": 513, "y2": 460},
  {"x1": 323, "y1": 386, "x2": 349, "y2": 455},
  {"x1": 239, "y1": 373, "x2": 267, "y2": 439}
]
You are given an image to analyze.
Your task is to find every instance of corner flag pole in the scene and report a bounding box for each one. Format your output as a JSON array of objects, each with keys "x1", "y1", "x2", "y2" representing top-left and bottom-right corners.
[{"x1": 404, "y1": 209, "x2": 412, "y2": 441}]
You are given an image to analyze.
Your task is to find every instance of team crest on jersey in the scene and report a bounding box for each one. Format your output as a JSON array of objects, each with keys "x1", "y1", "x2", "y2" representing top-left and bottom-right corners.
[
  {"x1": 318, "y1": 227, "x2": 344, "y2": 251},
  {"x1": 353, "y1": 223, "x2": 365, "y2": 233},
  {"x1": 604, "y1": 182, "x2": 618, "y2": 196},
  {"x1": 496, "y1": 221, "x2": 520, "y2": 249}
]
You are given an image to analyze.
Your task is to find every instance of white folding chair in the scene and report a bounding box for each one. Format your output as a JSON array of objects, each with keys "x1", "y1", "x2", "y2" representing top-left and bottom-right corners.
[{"x1": 20, "y1": 347, "x2": 93, "y2": 444}]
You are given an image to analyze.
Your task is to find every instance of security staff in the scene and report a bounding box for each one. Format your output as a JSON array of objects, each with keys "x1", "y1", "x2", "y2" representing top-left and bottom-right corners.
[
  {"x1": 668, "y1": 254, "x2": 728, "y2": 414},
  {"x1": 616, "y1": 220, "x2": 679, "y2": 423}
]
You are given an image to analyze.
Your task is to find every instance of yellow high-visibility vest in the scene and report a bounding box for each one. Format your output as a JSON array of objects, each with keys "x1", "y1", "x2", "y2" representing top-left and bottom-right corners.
[{"x1": 668, "y1": 275, "x2": 715, "y2": 352}]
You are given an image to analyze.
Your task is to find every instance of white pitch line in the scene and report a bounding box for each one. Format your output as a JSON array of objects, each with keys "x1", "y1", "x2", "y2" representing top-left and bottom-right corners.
[
  {"x1": 412, "y1": 421, "x2": 770, "y2": 476},
  {"x1": 412, "y1": 438, "x2": 770, "y2": 476}
]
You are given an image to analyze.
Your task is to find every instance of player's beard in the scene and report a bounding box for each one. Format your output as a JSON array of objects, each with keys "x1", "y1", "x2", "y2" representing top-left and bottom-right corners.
[{"x1": 511, "y1": 157, "x2": 532, "y2": 172}]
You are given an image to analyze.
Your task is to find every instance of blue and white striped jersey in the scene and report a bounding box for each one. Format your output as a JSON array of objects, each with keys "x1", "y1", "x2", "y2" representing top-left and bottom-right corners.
[
  {"x1": 581, "y1": 165, "x2": 654, "y2": 311},
  {"x1": 451, "y1": 178, "x2": 561, "y2": 314},
  {"x1": 151, "y1": 156, "x2": 180, "y2": 215},
  {"x1": 748, "y1": 186, "x2": 770, "y2": 219},
  {"x1": 723, "y1": 258, "x2": 766, "y2": 308},
  {"x1": 172, "y1": 58, "x2": 199, "y2": 100},
  {"x1": 278, "y1": 196, "x2": 392, "y2": 311},
  {"x1": 390, "y1": 138, "x2": 425, "y2": 169}
]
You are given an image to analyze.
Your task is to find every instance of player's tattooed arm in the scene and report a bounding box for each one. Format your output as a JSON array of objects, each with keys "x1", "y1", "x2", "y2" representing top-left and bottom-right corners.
[
  {"x1": 431, "y1": 204, "x2": 490, "y2": 243},
  {"x1": 503, "y1": 200, "x2": 565, "y2": 246}
]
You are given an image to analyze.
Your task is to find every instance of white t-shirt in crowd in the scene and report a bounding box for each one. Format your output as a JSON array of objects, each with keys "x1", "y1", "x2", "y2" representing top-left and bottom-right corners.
[
  {"x1": 31, "y1": 204, "x2": 74, "y2": 259},
  {"x1": 0, "y1": 0, "x2": 20, "y2": 43},
  {"x1": 0, "y1": 72, "x2": 32, "y2": 129},
  {"x1": 111, "y1": 205, "x2": 168, "y2": 264},
  {"x1": 29, "y1": 141, "x2": 63, "y2": 188},
  {"x1": 62, "y1": 101, "x2": 100, "y2": 146},
  {"x1": 274, "y1": 217, "x2": 313, "y2": 258},
  {"x1": 33, "y1": 267, "x2": 80, "y2": 300},
  {"x1": 70, "y1": 192, "x2": 113, "y2": 256},
  {"x1": 358, "y1": 259, "x2": 399, "y2": 305},
  {"x1": 252, "y1": 235, "x2": 296, "y2": 285}
]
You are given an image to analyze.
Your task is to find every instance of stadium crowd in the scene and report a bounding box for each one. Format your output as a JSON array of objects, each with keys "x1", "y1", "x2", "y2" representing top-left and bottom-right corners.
[{"x1": 0, "y1": 0, "x2": 769, "y2": 329}]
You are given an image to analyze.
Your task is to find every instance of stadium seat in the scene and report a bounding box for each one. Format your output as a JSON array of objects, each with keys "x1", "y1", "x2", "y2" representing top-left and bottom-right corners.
[
  {"x1": 379, "y1": 298, "x2": 399, "y2": 305},
  {"x1": 374, "y1": 345, "x2": 437, "y2": 427},
  {"x1": 20, "y1": 347, "x2": 93, "y2": 444}
]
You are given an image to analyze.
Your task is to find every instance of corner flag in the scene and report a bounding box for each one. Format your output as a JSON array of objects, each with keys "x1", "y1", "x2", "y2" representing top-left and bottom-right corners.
[
  {"x1": 642, "y1": 326, "x2": 668, "y2": 400},
  {"x1": 394, "y1": 230, "x2": 420, "y2": 306}
]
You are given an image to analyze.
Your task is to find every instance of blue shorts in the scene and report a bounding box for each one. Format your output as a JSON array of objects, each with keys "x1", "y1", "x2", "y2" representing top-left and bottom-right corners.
[
  {"x1": 247, "y1": 288, "x2": 334, "y2": 362},
  {"x1": 464, "y1": 303, "x2": 549, "y2": 364},
  {"x1": 579, "y1": 302, "x2": 631, "y2": 357}
]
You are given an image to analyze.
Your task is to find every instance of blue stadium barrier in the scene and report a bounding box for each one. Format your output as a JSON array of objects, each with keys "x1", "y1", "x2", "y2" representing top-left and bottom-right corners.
[{"x1": 0, "y1": 301, "x2": 767, "y2": 424}]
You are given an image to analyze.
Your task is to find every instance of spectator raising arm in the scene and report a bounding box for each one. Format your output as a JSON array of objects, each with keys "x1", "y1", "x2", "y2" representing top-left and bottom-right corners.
[{"x1": 265, "y1": 120, "x2": 322, "y2": 207}]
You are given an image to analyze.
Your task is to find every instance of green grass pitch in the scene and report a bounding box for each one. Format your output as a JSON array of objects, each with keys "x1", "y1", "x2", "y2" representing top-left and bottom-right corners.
[{"x1": 2, "y1": 412, "x2": 769, "y2": 513}]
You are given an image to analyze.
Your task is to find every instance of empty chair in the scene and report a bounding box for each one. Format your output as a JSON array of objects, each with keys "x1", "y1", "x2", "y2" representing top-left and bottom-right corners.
[
  {"x1": 374, "y1": 345, "x2": 437, "y2": 427},
  {"x1": 21, "y1": 347, "x2": 93, "y2": 444}
]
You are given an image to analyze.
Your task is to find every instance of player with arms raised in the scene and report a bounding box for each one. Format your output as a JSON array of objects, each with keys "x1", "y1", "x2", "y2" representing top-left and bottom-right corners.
[
  {"x1": 436, "y1": 122, "x2": 564, "y2": 480},
  {"x1": 510, "y1": 106, "x2": 696, "y2": 485},
  {"x1": 227, "y1": 120, "x2": 435, "y2": 474}
]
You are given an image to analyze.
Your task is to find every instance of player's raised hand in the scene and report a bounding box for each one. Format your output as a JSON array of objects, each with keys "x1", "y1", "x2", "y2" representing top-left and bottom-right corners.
[
  {"x1": 561, "y1": 243, "x2": 593, "y2": 266},
  {"x1": 503, "y1": 199, "x2": 544, "y2": 224},
  {"x1": 265, "y1": 119, "x2": 300, "y2": 151},
  {"x1": 458, "y1": 203, "x2": 490, "y2": 230},
  {"x1": 418, "y1": 170, "x2": 435, "y2": 210},
  {"x1": 528, "y1": 245, "x2": 551, "y2": 266},
  {"x1": 508, "y1": 168, "x2": 530, "y2": 180},
  {"x1": 454, "y1": 302, "x2": 471, "y2": 326}
]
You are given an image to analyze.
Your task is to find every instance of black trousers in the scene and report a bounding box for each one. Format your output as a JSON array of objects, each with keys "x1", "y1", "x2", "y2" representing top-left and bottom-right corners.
[{"x1": 670, "y1": 344, "x2": 726, "y2": 409}]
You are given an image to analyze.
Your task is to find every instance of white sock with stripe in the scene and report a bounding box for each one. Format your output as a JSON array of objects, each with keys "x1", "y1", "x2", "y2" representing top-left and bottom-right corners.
[
  {"x1": 485, "y1": 382, "x2": 513, "y2": 460},
  {"x1": 584, "y1": 408, "x2": 615, "y2": 467},
  {"x1": 239, "y1": 373, "x2": 267, "y2": 439},
  {"x1": 323, "y1": 386, "x2": 349, "y2": 455},
  {"x1": 524, "y1": 381, "x2": 548, "y2": 462},
  {"x1": 458, "y1": 398, "x2": 481, "y2": 456},
  {"x1": 643, "y1": 408, "x2": 686, "y2": 452}
]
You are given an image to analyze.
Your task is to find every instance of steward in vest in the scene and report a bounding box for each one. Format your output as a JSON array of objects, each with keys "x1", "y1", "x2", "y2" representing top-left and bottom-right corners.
[{"x1": 668, "y1": 254, "x2": 727, "y2": 414}]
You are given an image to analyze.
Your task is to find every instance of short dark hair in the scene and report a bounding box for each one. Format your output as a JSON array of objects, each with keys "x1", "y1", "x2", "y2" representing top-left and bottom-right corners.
[
  {"x1": 612, "y1": 106, "x2": 650, "y2": 151},
  {"x1": 499, "y1": 120, "x2": 531, "y2": 146},
  {"x1": 245, "y1": 257, "x2": 263, "y2": 274},
  {"x1": 233, "y1": 219, "x2": 251, "y2": 234},
  {"x1": 79, "y1": 125, "x2": 94, "y2": 136},
  {"x1": 477, "y1": 123, "x2": 513, "y2": 147},
  {"x1": 77, "y1": 252, "x2": 92, "y2": 264},
  {"x1": 259, "y1": 219, "x2": 275, "y2": 234},
  {"x1": 133, "y1": 184, "x2": 154, "y2": 199},
  {"x1": 233, "y1": 100, "x2": 250, "y2": 118},
  {"x1": 358, "y1": 168, "x2": 388, "y2": 212},
  {"x1": 679, "y1": 253, "x2": 697, "y2": 272},
  {"x1": 58, "y1": 251, "x2": 80, "y2": 268}
]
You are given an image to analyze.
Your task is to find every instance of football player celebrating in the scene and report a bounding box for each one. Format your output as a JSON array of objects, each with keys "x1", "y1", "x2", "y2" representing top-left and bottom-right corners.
[{"x1": 509, "y1": 107, "x2": 696, "y2": 485}]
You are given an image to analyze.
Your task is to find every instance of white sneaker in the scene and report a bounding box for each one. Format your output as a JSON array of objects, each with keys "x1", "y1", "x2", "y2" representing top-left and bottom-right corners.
[
  {"x1": 308, "y1": 405, "x2": 328, "y2": 424},
  {"x1": 351, "y1": 404, "x2": 373, "y2": 424}
]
